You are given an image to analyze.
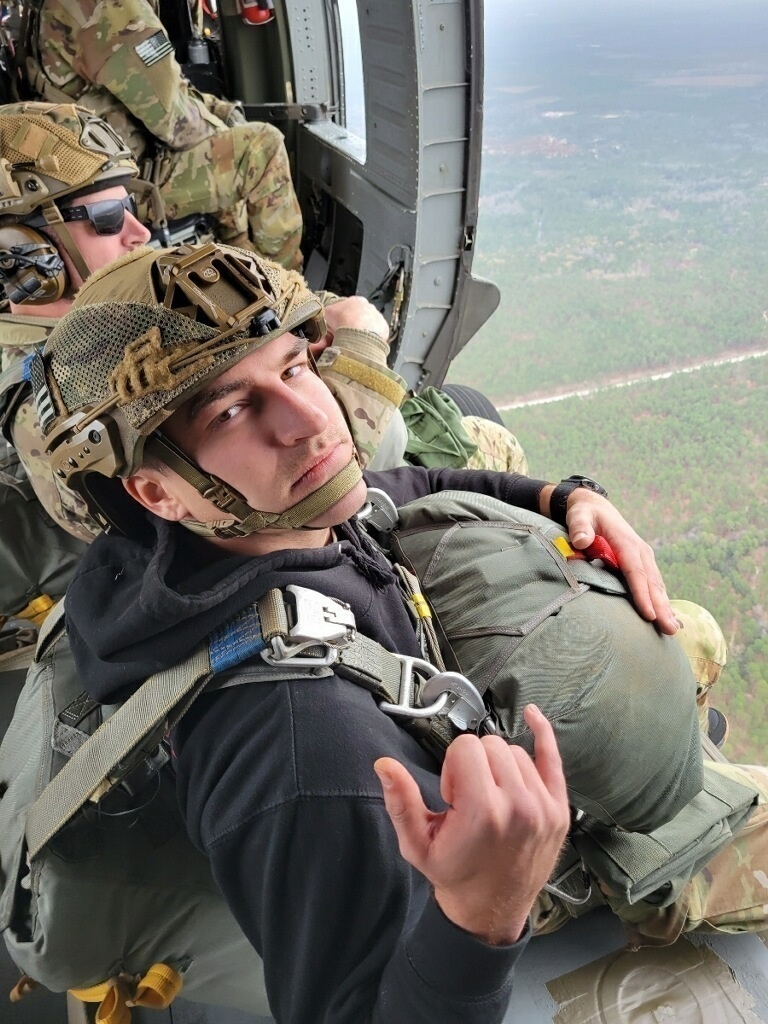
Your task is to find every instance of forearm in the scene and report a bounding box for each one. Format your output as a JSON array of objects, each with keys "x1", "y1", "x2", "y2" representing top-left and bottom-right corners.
[
  {"x1": 175, "y1": 682, "x2": 524, "y2": 1024},
  {"x1": 365, "y1": 465, "x2": 552, "y2": 514}
]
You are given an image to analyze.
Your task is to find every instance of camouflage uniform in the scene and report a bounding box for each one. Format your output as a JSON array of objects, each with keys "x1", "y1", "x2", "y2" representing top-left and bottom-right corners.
[
  {"x1": 463, "y1": 415, "x2": 529, "y2": 474},
  {"x1": 671, "y1": 598, "x2": 728, "y2": 734},
  {"x1": 315, "y1": 329, "x2": 409, "y2": 470},
  {"x1": 0, "y1": 314, "x2": 96, "y2": 544},
  {"x1": 24, "y1": 0, "x2": 302, "y2": 268},
  {"x1": 316, "y1": 296, "x2": 529, "y2": 473}
]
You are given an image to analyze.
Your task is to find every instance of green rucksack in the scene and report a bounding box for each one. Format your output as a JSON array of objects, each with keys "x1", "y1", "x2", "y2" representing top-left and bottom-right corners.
[
  {"x1": 0, "y1": 442, "x2": 87, "y2": 621},
  {"x1": 0, "y1": 604, "x2": 273, "y2": 1018}
]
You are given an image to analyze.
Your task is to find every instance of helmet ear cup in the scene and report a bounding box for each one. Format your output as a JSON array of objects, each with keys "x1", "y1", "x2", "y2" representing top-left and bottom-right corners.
[{"x1": 0, "y1": 224, "x2": 67, "y2": 305}]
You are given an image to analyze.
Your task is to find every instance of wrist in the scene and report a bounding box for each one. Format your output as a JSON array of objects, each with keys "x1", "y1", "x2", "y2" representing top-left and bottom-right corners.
[
  {"x1": 433, "y1": 888, "x2": 528, "y2": 947},
  {"x1": 538, "y1": 483, "x2": 555, "y2": 520},
  {"x1": 331, "y1": 325, "x2": 390, "y2": 365},
  {"x1": 549, "y1": 475, "x2": 608, "y2": 527}
]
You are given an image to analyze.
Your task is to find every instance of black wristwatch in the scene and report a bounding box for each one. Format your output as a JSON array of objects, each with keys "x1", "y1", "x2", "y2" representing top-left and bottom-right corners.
[{"x1": 550, "y1": 475, "x2": 608, "y2": 527}]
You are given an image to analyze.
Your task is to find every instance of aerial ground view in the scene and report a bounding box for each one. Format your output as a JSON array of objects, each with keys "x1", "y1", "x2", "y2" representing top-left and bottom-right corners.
[{"x1": 449, "y1": 0, "x2": 768, "y2": 761}]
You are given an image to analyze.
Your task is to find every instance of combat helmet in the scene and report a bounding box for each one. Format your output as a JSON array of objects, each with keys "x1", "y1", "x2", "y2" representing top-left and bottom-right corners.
[
  {"x1": 670, "y1": 599, "x2": 728, "y2": 697},
  {"x1": 0, "y1": 102, "x2": 139, "y2": 306},
  {"x1": 36, "y1": 242, "x2": 362, "y2": 537}
]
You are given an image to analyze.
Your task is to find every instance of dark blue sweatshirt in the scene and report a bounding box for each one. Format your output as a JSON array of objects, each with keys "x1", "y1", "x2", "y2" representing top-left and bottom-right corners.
[{"x1": 65, "y1": 467, "x2": 548, "y2": 1024}]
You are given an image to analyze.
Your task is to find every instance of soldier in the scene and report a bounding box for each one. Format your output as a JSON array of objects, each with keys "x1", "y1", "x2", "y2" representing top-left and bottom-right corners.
[
  {"x1": 22, "y1": 242, "x2": 768, "y2": 1020},
  {"x1": 19, "y1": 0, "x2": 303, "y2": 268},
  {"x1": 672, "y1": 598, "x2": 730, "y2": 748},
  {"x1": 0, "y1": 101, "x2": 150, "y2": 524},
  {"x1": 0, "y1": 101, "x2": 150, "y2": 640}
]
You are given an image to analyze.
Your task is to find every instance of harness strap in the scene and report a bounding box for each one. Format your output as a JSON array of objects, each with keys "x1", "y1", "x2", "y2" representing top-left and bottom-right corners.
[
  {"x1": 26, "y1": 644, "x2": 213, "y2": 858},
  {"x1": 27, "y1": 573, "x2": 488, "y2": 860},
  {"x1": 256, "y1": 586, "x2": 491, "y2": 753}
]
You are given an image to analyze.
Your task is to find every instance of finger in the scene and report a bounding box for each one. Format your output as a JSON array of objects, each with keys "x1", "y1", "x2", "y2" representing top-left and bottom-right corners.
[
  {"x1": 477, "y1": 733, "x2": 527, "y2": 792},
  {"x1": 619, "y1": 549, "x2": 672, "y2": 629},
  {"x1": 642, "y1": 558, "x2": 676, "y2": 634},
  {"x1": 440, "y1": 733, "x2": 498, "y2": 809},
  {"x1": 374, "y1": 757, "x2": 435, "y2": 865},
  {"x1": 523, "y1": 704, "x2": 568, "y2": 801}
]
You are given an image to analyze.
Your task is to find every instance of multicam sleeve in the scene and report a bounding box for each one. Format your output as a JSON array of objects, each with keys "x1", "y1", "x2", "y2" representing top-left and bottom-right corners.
[
  {"x1": 317, "y1": 347, "x2": 407, "y2": 469},
  {"x1": 73, "y1": 0, "x2": 227, "y2": 150}
]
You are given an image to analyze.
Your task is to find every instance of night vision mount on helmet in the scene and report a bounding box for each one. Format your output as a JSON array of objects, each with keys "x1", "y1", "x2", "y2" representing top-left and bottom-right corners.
[
  {"x1": 36, "y1": 242, "x2": 362, "y2": 537},
  {"x1": 0, "y1": 102, "x2": 139, "y2": 305}
]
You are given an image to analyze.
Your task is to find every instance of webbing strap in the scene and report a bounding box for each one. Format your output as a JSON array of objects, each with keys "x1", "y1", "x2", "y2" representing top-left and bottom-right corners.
[
  {"x1": 150, "y1": 431, "x2": 362, "y2": 535},
  {"x1": 26, "y1": 645, "x2": 212, "y2": 859},
  {"x1": 334, "y1": 633, "x2": 404, "y2": 701},
  {"x1": 35, "y1": 595, "x2": 67, "y2": 658}
]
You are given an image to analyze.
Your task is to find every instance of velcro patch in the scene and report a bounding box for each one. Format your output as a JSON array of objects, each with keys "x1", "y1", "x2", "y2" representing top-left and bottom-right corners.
[{"x1": 135, "y1": 30, "x2": 174, "y2": 67}]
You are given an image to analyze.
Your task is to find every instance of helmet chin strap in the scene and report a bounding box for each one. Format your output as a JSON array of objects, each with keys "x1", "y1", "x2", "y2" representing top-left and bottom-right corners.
[
  {"x1": 36, "y1": 201, "x2": 92, "y2": 289},
  {"x1": 145, "y1": 433, "x2": 363, "y2": 539}
]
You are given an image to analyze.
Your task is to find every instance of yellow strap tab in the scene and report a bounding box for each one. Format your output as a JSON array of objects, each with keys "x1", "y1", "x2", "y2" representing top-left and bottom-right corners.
[
  {"x1": 411, "y1": 592, "x2": 432, "y2": 619},
  {"x1": 331, "y1": 352, "x2": 406, "y2": 407},
  {"x1": 70, "y1": 964, "x2": 183, "y2": 1024},
  {"x1": 129, "y1": 963, "x2": 183, "y2": 1009},
  {"x1": 16, "y1": 593, "x2": 55, "y2": 627},
  {"x1": 553, "y1": 536, "x2": 576, "y2": 559},
  {"x1": 95, "y1": 986, "x2": 131, "y2": 1024}
]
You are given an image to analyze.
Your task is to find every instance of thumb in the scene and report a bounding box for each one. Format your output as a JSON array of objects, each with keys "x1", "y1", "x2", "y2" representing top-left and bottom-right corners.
[
  {"x1": 567, "y1": 512, "x2": 596, "y2": 549},
  {"x1": 374, "y1": 757, "x2": 432, "y2": 863}
]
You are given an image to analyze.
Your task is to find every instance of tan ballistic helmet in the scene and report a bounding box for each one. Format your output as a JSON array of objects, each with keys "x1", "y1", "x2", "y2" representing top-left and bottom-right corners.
[
  {"x1": 39, "y1": 242, "x2": 361, "y2": 537},
  {"x1": 671, "y1": 599, "x2": 728, "y2": 696},
  {"x1": 0, "y1": 102, "x2": 139, "y2": 305}
]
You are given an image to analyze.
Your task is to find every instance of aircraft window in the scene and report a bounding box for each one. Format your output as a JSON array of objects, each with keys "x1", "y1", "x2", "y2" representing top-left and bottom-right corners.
[{"x1": 334, "y1": 0, "x2": 366, "y2": 158}]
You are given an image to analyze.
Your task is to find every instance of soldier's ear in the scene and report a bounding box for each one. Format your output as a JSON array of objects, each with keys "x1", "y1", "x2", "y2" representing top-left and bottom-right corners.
[{"x1": 122, "y1": 468, "x2": 190, "y2": 522}]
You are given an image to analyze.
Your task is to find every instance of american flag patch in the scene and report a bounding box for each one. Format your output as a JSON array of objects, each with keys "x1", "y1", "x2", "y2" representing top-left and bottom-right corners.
[{"x1": 135, "y1": 31, "x2": 174, "y2": 67}]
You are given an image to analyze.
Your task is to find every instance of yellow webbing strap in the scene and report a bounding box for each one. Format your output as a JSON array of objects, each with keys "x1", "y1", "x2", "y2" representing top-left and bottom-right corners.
[
  {"x1": 330, "y1": 352, "x2": 406, "y2": 407},
  {"x1": 70, "y1": 964, "x2": 183, "y2": 1024},
  {"x1": 16, "y1": 593, "x2": 55, "y2": 627}
]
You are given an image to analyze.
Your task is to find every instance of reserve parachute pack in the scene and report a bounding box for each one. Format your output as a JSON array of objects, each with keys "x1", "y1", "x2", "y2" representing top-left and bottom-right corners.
[
  {"x1": 0, "y1": 489, "x2": 759, "y2": 1019},
  {"x1": 376, "y1": 489, "x2": 704, "y2": 831}
]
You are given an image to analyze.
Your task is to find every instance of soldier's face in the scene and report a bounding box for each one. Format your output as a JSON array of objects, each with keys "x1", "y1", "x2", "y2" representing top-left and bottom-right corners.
[
  {"x1": 131, "y1": 332, "x2": 367, "y2": 554},
  {"x1": 59, "y1": 185, "x2": 151, "y2": 285}
]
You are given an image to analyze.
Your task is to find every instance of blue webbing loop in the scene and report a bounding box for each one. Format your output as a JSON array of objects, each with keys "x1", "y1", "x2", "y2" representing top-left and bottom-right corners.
[{"x1": 209, "y1": 605, "x2": 267, "y2": 673}]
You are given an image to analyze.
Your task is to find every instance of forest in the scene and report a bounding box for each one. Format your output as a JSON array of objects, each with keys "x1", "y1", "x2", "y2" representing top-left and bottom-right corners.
[
  {"x1": 447, "y1": 0, "x2": 768, "y2": 761},
  {"x1": 491, "y1": 360, "x2": 768, "y2": 763}
]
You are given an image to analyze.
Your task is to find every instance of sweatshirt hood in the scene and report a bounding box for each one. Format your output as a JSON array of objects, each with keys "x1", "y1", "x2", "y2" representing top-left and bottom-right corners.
[{"x1": 66, "y1": 511, "x2": 398, "y2": 703}]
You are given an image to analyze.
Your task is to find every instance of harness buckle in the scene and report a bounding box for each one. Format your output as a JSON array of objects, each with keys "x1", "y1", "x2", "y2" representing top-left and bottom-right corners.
[
  {"x1": 380, "y1": 656, "x2": 492, "y2": 733},
  {"x1": 355, "y1": 487, "x2": 400, "y2": 533},
  {"x1": 261, "y1": 585, "x2": 356, "y2": 667},
  {"x1": 420, "y1": 670, "x2": 490, "y2": 732}
]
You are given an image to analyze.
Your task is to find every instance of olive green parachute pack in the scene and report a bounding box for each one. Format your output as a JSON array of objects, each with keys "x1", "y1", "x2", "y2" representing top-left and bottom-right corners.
[{"x1": 0, "y1": 490, "x2": 758, "y2": 1018}]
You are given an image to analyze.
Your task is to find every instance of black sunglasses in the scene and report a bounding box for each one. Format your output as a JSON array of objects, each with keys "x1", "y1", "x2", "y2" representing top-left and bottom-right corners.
[
  {"x1": 25, "y1": 194, "x2": 139, "y2": 236},
  {"x1": 58, "y1": 194, "x2": 139, "y2": 235}
]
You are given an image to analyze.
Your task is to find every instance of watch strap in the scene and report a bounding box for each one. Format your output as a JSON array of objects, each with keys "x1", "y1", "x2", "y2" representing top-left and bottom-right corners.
[{"x1": 550, "y1": 476, "x2": 608, "y2": 528}]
